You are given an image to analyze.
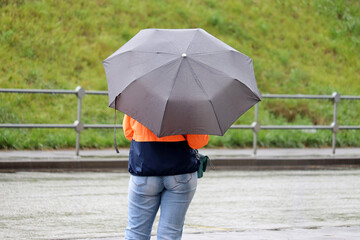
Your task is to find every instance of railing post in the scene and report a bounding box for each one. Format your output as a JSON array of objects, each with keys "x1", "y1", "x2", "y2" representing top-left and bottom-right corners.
[
  {"x1": 75, "y1": 86, "x2": 85, "y2": 156},
  {"x1": 331, "y1": 92, "x2": 340, "y2": 155},
  {"x1": 252, "y1": 103, "x2": 260, "y2": 155}
]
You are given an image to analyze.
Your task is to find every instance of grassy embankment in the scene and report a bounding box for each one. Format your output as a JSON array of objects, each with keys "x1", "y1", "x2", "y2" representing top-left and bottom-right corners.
[{"x1": 0, "y1": 0, "x2": 360, "y2": 149}]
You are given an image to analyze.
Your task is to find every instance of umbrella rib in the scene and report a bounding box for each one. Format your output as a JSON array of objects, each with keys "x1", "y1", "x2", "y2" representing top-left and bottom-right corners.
[
  {"x1": 115, "y1": 57, "x2": 181, "y2": 104},
  {"x1": 162, "y1": 35, "x2": 182, "y2": 54},
  {"x1": 104, "y1": 50, "x2": 177, "y2": 62},
  {"x1": 190, "y1": 50, "x2": 235, "y2": 56},
  {"x1": 189, "y1": 56, "x2": 261, "y2": 100},
  {"x1": 188, "y1": 56, "x2": 232, "y2": 78},
  {"x1": 190, "y1": 50, "x2": 251, "y2": 63},
  {"x1": 158, "y1": 59, "x2": 184, "y2": 135},
  {"x1": 185, "y1": 30, "x2": 200, "y2": 54},
  {"x1": 185, "y1": 60, "x2": 225, "y2": 135},
  {"x1": 131, "y1": 50, "x2": 178, "y2": 55},
  {"x1": 134, "y1": 57, "x2": 180, "y2": 81}
]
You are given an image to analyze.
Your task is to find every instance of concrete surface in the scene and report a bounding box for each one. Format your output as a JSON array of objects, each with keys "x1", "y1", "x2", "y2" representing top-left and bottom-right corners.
[
  {"x1": 1, "y1": 148, "x2": 360, "y2": 171},
  {"x1": 1, "y1": 170, "x2": 360, "y2": 239},
  {"x1": 2, "y1": 147, "x2": 360, "y2": 159}
]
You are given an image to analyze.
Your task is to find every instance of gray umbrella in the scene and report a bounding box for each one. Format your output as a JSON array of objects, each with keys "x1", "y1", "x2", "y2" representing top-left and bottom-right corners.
[{"x1": 103, "y1": 28, "x2": 261, "y2": 137}]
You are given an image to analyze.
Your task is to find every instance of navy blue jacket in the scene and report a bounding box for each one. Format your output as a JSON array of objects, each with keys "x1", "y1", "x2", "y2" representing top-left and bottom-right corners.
[{"x1": 128, "y1": 140, "x2": 199, "y2": 176}]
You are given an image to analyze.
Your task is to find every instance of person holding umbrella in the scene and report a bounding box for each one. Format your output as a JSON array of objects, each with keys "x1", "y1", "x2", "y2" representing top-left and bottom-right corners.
[
  {"x1": 122, "y1": 114, "x2": 208, "y2": 239},
  {"x1": 103, "y1": 28, "x2": 261, "y2": 239}
]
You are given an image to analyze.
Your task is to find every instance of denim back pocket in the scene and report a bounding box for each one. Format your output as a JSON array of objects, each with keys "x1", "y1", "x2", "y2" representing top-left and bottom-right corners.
[
  {"x1": 174, "y1": 173, "x2": 192, "y2": 184},
  {"x1": 131, "y1": 176, "x2": 148, "y2": 186}
]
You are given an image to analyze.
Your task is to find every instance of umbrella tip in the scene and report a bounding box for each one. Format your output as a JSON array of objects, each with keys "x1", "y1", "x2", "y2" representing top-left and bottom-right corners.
[{"x1": 182, "y1": 53, "x2": 187, "y2": 58}]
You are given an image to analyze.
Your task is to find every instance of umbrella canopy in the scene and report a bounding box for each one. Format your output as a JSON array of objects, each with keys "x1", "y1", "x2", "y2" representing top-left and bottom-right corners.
[{"x1": 103, "y1": 28, "x2": 261, "y2": 137}]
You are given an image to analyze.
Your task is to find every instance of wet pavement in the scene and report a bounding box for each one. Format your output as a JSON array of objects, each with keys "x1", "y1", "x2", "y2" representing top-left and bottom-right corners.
[
  {"x1": 1, "y1": 169, "x2": 360, "y2": 239},
  {"x1": 1, "y1": 148, "x2": 360, "y2": 171},
  {"x1": 2, "y1": 147, "x2": 360, "y2": 160}
]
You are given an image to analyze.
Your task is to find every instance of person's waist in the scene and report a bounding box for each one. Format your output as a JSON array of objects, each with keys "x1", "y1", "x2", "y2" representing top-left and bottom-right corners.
[{"x1": 132, "y1": 133, "x2": 186, "y2": 142}]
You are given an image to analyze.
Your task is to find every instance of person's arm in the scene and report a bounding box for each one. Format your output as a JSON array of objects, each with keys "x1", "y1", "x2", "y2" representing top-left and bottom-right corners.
[
  {"x1": 184, "y1": 134, "x2": 209, "y2": 149},
  {"x1": 122, "y1": 114, "x2": 134, "y2": 141}
]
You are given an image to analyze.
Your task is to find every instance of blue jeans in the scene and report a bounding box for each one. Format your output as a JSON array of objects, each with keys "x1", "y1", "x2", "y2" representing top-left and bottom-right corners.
[{"x1": 125, "y1": 172, "x2": 197, "y2": 240}]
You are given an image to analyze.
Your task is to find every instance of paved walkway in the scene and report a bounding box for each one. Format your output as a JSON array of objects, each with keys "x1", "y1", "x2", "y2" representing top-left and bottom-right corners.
[
  {"x1": 1, "y1": 170, "x2": 360, "y2": 239},
  {"x1": 182, "y1": 227, "x2": 360, "y2": 240},
  {"x1": 70, "y1": 226, "x2": 360, "y2": 240},
  {"x1": 2, "y1": 147, "x2": 360, "y2": 159},
  {"x1": 1, "y1": 148, "x2": 360, "y2": 171}
]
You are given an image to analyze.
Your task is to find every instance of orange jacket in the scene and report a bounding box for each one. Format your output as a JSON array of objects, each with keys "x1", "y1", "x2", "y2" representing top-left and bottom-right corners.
[{"x1": 123, "y1": 115, "x2": 209, "y2": 149}]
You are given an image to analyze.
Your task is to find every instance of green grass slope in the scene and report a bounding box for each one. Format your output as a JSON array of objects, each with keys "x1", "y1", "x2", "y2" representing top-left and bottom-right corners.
[{"x1": 1, "y1": 0, "x2": 360, "y2": 149}]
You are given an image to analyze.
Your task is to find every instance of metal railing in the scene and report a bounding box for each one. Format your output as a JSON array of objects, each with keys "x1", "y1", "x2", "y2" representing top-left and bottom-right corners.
[{"x1": 1, "y1": 87, "x2": 360, "y2": 156}]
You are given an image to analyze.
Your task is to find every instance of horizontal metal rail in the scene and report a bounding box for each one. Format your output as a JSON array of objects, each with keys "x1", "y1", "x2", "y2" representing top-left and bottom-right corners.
[
  {"x1": 1, "y1": 87, "x2": 360, "y2": 156},
  {"x1": 85, "y1": 90, "x2": 108, "y2": 95},
  {"x1": 339, "y1": 96, "x2": 360, "y2": 100},
  {"x1": 230, "y1": 125, "x2": 252, "y2": 129},
  {"x1": 1, "y1": 124, "x2": 357, "y2": 130},
  {"x1": 0, "y1": 124, "x2": 75, "y2": 128},
  {"x1": 0, "y1": 124, "x2": 124, "y2": 129},
  {"x1": 0, "y1": 89, "x2": 78, "y2": 94},
  {"x1": 84, "y1": 124, "x2": 123, "y2": 128},
  {"x1": 230, "y1": 124, "x2": 360, "y2": 130},
  {"x1": 260, "y1": 125, "x2": 332, "y2": 130},
  {"x1": 261, "y1": 94, "x2": 333, "y2": 99},
  {"x1": 340, "y1": 126, "x2": 360, "y2": 130},
  {"x1": 2, "y1": 89, "x2": 358, "y2": 99}
]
